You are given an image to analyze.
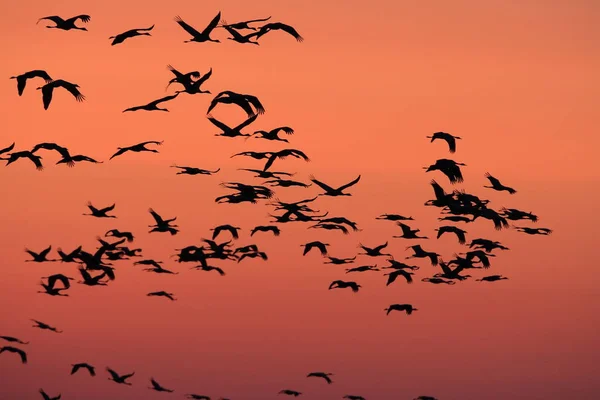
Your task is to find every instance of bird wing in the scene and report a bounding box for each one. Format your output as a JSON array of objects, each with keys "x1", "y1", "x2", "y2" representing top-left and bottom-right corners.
[
  {"x1": 196, "y1": 68, "x2": 213, "y2": 85},
  {"x1": 264, "y1": 22, "x2": 304, "y2": 42},
  {"x1": 37, "y1": 16, "x2": 65, "y2": 25},
  {"x1": 201, "y1": 12, "x2": 222, "y2": 35},
  {"x1": 150, "y1": 93, "x2": 179, "y2": 106},
  {"x1": 138, "y1": 24, "x2": 154, "y2": 31},
  {"x1": 174, "y1": 16, "x2": 202, "y2": 37},
  {"x1": 206, "y1": 114, "x2": 232, "y2": 131},
  {"x1": 308, "y1": 176, "x2": 336, "y2": 193},
  {"x1": 138, "y1": 140, "x2": 164, "y2": 147},
  {"x1": 224, "y1": 25, "x2": 244, "y2": 39},
  {"x1": 337, "y1": 175, "x2": 361, "y2": 191},
  {"x1": 39, "y1": 246, "x2": 52, "y2": 258},
  {"x1": 274, "y1": 126, "x2": 294, "y2": 135},
  {"x1": 484, "y1": 173, "x2": 501, "y2": 187},
  {"x1": 234, "y1": 113, "x2": 259, "y2": 131},
  {"x1": 148, "y1": 208, "x2": 164, "y2": 225},
  {"x1": 69, "y1": 14, "x2": 91, "y2": 24},
  {"x1": 0, "y1": 142, "x2": 15, "y2": 155},
  {"x1": 39, "y1": 389, "x2": 51, "y2": 400},
  {"x1": 56, "y1": 80, "x2": 85, "y2": 101},
  {"x1": 99, "y1": 203, "x2": 115, "y2": 213}
]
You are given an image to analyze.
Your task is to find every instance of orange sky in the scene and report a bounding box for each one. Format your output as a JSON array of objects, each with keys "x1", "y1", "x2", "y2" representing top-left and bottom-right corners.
[{"x1": 1, "y1": 1, "x2": 599, "y2": 399}]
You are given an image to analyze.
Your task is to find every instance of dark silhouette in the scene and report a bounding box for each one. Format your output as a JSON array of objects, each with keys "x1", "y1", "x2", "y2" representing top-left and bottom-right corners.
[
  {"x1": 110, "y1": 141, "x2": 163, "y2": 160},
  {"x1": 469, "y1": 238, "x2": 509, "y2": 252},
  {"x1": 0, "y1": 346, "x2": 27, "y2": 363},
  {"x1": 149, "y1": 378, "x2": 174, "y2": 392},
  {"x1": 37, "y1": 14, "x2": 91, "y2": 30},
  {"x1": 10, "y1": 70, "x2": 52, "y2": 96},
  {"x1": 172, "y1": 165, "x2": 220, "y2": 175},
  {"x1": 477, "y1": 275, "x2": 509, "y2": 282},
  {"x1": 255, "y1": 22, "x2": 304, "y2": 42},
  {"x1": 376, "y1": 213, "x2": 413, "y2": 221},
  {"x1": 500, "y1": 208, "x2": 538, "y2": 222},
  {"x1": 484, "y1": 172, "x2": 516, "y2": 194},
  {"x1": 175, "y1": 13, "x2": 221, "y2": 43},
  {"x1": 0, "y1": 336, "x2": 29, "y2": 345},
  {"x1": 37, "y1": 79, "x2": 85, "y2": 110},
  {"x1": 325, "y1": 256, "x2": 356, "y2": 265},
  {"x1": 309, "y1": 175, "x2": 360, "y2": 196},
  {"x1": 211, "y1": 225, "x2": 241, "y2": 240},
  {"x1": 358, "y1": 242, "x2": 391, "y2": 257},
  {"x1": 148, "y1": 208, "x2": 179, "y2": 235},
  {"x1": 328, "y1": 280, "x2": 361, "y2": 292},
  {"x1": 346, "y1": 264, "x2": 379, "y2": 273},
  {"x1": 343, "y1": 395, "x2": 366, "y2": 400},
  {"x1": 222, "y1": 26, "x2": 260, "y2": 45},
  {"x1": 31, "y1": 319, "x2": 62, "y2": 333},
  {"x1": 435, "y1": 225, "x2": 467, "y2": 244},
  {"x1": 426, "y1": 131, "x2": 461, "y2": 153},
  {"x1": 147, "y1": 291, "x2": 176, "y2": 301},
  {"x1": 25, "y1": 246, "x2": 54, "y2": 262},
  {"x1": 39, "y1": 389, "x2": 61, "y2": 400},
  {"x1": 406, "y1": 245, "x2": 440, "y2": 266},
  {"x1": 263, "y1": 149, "x2": 310, "y2": 171},
  {"x1": 107, "y1": 368, "x2": 134, "y2": 385},
  {"x1": 123, "y1": 93, "x2": 179, "y2": 112},
  {"x1": 207, "y1": 91, "x2": 265, "y2": 116},
  {"x1": 105, "y1": 229, "x2": 133, "y2": 242},
  {"x1": 384, "y1": 269, "x2": 414, "y2": 285},
  {"x1": 1, "y1": 150, "x2": 44, "y2": 170},
  {"x1": 251, "y1": 126, "x2": 294, "y2": 142},
  {"x1": 250, "y1": 225, "x2": 280, "y2": 236},
  {"x1": 424, "y1": 159, "x2": 466, "y2": 184},
  {"x1": 207, "y1": 113, "x2": 258, "y2": 137},
  {"x1": 514, "y1": 227, "x2": 552, "y2": 235},
  {"x1": 422, "y1": 277, "x2": 456, "y2": 285},
  {"x1": 279, "y1": 389, "x2": 301, "y2": 396},
  {"x1": 186, "y1": 394, "x2": 212, "y2": 400},
  {"x1": 71, "y1": 363, "x2": 96, "y2": 376},
  {"x1": 301, "y1": 241, "x2": 329, "y2": 256},
  {"x1": 394, "y1": 222, "x2": 428, "y2": 239},
  {"x1": 385, "y1": 304, "x2": 418, "y2": 315},
  {"x1": 83, "y1": 202, "x2": 116, "y2": 218},
  {"x1": 109, "y1": 25, "x2": 154, "y2": 45},
  {"x1": 307, "y1": 371, "x2": 333, "y2": 383},
  {"x1": 176, "y1": 68, "x2": 213, "y2": 95},
  {"x1": 219, "y1": 16, "x2": 271, "y2": 31},
  {"x1": 165, "y1": 64, "x2": 201, "y2": 90}
]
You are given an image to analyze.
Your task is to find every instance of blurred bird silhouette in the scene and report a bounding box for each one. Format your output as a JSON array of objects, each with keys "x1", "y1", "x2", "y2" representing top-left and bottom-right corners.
[{"x1": 109, "y1": 25, "x2": 154, "y2": 45}]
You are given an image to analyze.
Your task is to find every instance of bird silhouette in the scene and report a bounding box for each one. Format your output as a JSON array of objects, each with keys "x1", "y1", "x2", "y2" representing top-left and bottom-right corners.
[
  {"x1": 500, "y1": 208, "x2": 538, "y2": 222},
  {"x1": 110, "y1": 141, "x2": 163, "y2": 160},
  {"x1": 384, "y1": 269, "x2": 414, "y2": 285},
  {"x1": 222, "y1": 25, "x2": 260, "y2": 45},
  {"x1": 0, "y1": 336, "x2": 29, "y2": 345},
  {"x1": 148, "y1": 208, "x2": 179, "y2": 235},
  {"x1": 414, "y1": 396, "x2": 439, "y2": 400},
  {"x1": 307, "y1": 371, "x2": 334, "y2": 383},
  {"x1": 435, "y1": 226, "x2": 467, "y2": 244},
  {"x1": 394, "y1": 222, "x2": 428, "y2": 239},
  {"x1": 279, "y1": 389, "x2": 302, "y2": 396},
  {"x1": 376, "y1": 213, "x2": 414, "y2": 221},
  {"x1": 514, "y1": 227, "x2": 553, "y2": 235},
  {"x1": 346, "y1": 264, "x2": 379, "y2": 273},
  {"x1": 191, "y1": 264, "x2": 226, "y2": 275},
  {"x1": 343, "y1": 395, "x2": 366, "y2": 400},
  {"x1": 207, "y1": 91, "x2": 265, "y2": 116},
  {"x1": 186, "y1": 394, "x2": 212, "y2": 400},
  {"x1": 309, "y1": 175, "x2": 360, "y2": 196},
  {"x1": 421, "y1": 277, "x2": 456, "y2": 285},
  {"x1": 424, "y1": 159, "x2": 466, "y2": 184},
  {"x1": 426, "y1": 132, "x2": 461, "y2": 153},
  {"x1": 149, "y1": 377, "x2": 174, "y2": 392},
  {"x1": 254, "y1": 22, "x2": 304, "y2": 42},
  {"x1": 469, "y1": 238, "x2": 509, "y2": 252},
  {"x1": 25, "y1": 246, "x2": 54, "y2": 262},
  {"x1": 211, "y1": 224, "x2": 241, "y2": 240},
  {"x1": 165, "y1": 64, "x2": 201, "y2": 90},
  {"x1": 109, "y1": 25, "x2": 154, "y2": 45},
  {"x1": 39, "y1": 389, "x2": 61, "y2": 400},
  {"x1": 83, "y1": 202, "x2": 116, "y2": 218},
  {"x1": 406, "y1": 245, "x2": 440, "y2": 266},
  {"x1": 10, "y1": 70, "x2": 52, "y2": 96},
  {"x1": 262, "y1": 149, "x2": 309, "y2": 171},
  {"x1": 301, "y1": 241, "x2": 329, "y2": 256},
  {"x1": 251, "y1": 126, "x2": 294, "y2": 142},
  {"x1": 328, "y1": 280, "x2": 361, "y2": 292},
  {"x1": 31, "y1": 319, "x2": 62, "y2": 333},
  {"x1": 36, "y1": 79, "x2": 85, "y2": 110},
  {"x1": 107, "y1": 368, "x2": 134, "y2": 385},
  {"x1": 250, "y1": 225, "x2": 280, "y2": 236},
  {"x1": 172, "y1": 165, "x2": 220, "y2": 175},
  {"x1": 477, "y1": 275, "x2": 509, "y2": 282},
  {"x1": 384, "y1": 304, "x2": 418, "y2": 315},
  {"x1": 176, "y1": 68, "x2": 213, "y2": 95},
  {"x1": 1, "y1": 150, "x2": 44, "y2": 170},
  {"x1": 123, "y1": 93, "x2": 179, "y2": 112},
  {"x1": 71, "y1": 362, "x2": 96, "y2": 376},
  {"x1": 484, "y1": 172, "x2": 516, "y2": 194},
  {"x1": 207, "y1": 113, "x2": 258, "y2": 137},
  {"x1": 219, "y1": 16, "x2": 271, "y2": 31},
  {"x1": 175, "y1": 13, "x2": 221, "y2": 43},
  {"x1": 147, "y1": 291, "x2": 176, "y2": 301},
  {"x1": 105, "y1": 229, "x2": 133, "y2": 242},
  {"x1": 37, "y1": 14, "x2": 90, "y2": 30},
  {"x1": 0, "y1": 346, "x2": 27, "y2": 363},
  {"x1": 358, "y1": 242, "x2": 391, "y2": 257}
]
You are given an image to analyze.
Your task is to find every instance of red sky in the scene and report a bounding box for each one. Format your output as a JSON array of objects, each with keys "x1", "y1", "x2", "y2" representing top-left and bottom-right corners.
[{"x1": 1, "y1": 0, "x2": 599, "y2": 399}]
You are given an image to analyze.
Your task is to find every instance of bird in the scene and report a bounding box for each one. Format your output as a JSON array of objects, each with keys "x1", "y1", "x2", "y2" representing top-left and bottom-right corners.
[
  {"x1": 279, "y1": 389, "x2": 302, "y2": 396},
  {"x1": 309, "y1": 175, "x2": 361, "y2": 196},
  {"x1": 71, "y1": 363, "x2": 96, "y2": 376},
  {"x1": 263, "y1": 149, "x2": 310, "y2": 171},
  {"x1": 469, "y1": 238, "x2": 509, "y2": 252},
  {"x1": 0, "y1": 336, "x2": 29, "y2": 345},
  {"x1": 346, "y1": 265, "x2": 379, "y2": 273},
  {"x1": 31, "y1": 319, "x2": 62, "y2": 333},
  {"x1": 308, "y1": 223, "x2": 350, "y2": 235},
  {"x1": 176, "y1": 68, "x2": 213, "y2": 95},
  {"x1": 219, "y1": 16, "x2": 271, "y2": 30},
  {"x1": 384, "y1": 304, "x2": 418, "y2": 315},
  {"x1": 109, "y1": 25, "x2": 154, "y2": 45},
  {"x1": 207, "y1": 113, "x2": 258, "y2": 137},
  {"x1": 324, "y1": 256, "x2": 356, "y2": 265},
  {"x1": 149, "y1": 378, "x2": 174, "y2": 392},
  {"x1": 105, "y1": 229, "x2": 133, "y2": 242},
  {"x1": 424, "y1": 159, "x2": 466, "y2": 184},
  {"x1": 37, "y1": 14, "x2": 91, "y2": 30},
  {"x1": 148, "y1": 208, "x2": 179, "y2": 235},
  {"x1": 250, "y1": 225, "x2": 280, "y2": 236},
  {"x1": 414, "y1": 397, "x2": 439, "y2": 400},
  {"x1": 328, "y1": 280, "x2": 361, "y2": 292},
  {"x1": 1, "y1": 150, "x2": 44, "y2": 170},
  {"x1": 175, "y1": 13, "x2": 221, "y2": 43},
  {"x1": 394, "y1": 222, "x2": 428, "y2": 239},
  {"x1": 376, "y1": 213, "x2": 414, "y2": 221},
  {"x1": 343, "y1": 395, "x2": 366, "y2": 400},
  {"x1": 186, "y1": 394, "x2": 212, "y2": 400},
  {"x1": 435, "y1": 226, "x2": 467, "y2": 244},
  {"x1": 83, "y1": 202, "x2": 116, "y2": 218},
  {"x1": 477, "y1": 275, "x2": 509, "y2": 282},
  {"x1": 406, "y1": 245, "x2": 440, "y2": 266},
  {"x1": 165, "y1": 64, "x2": 202, "y2": 90},
  {"x1": 211, "y1": 225, "x2": 241, "y2": 240},
  {"x1": 358, "y1": 242, "x2": 391, "y2": 257},
  {"x1": 514, "y1": 227, "x2": 552, "y2": 235},
  {"x1": 192, "y1": 265, "x2": 226, "y2": 275},
  {"x1": 107, "y1": 368, "x2": 134, "y2": 385},
  {"x1": 426, "y1": 132, "x2": 461, "y2": 153},
  {"x1": 123, "y1": 93, "x2": 179, "y2": 112},
  {"x1": 39, "y1": 389, "x2": 61, "y2": 400},
  {"x1": 421, "y1": 277, "x2": 456, "y2": 285},
  {"x1": 36, "y1": 79, "x2": 85, "y2": 110},
  {"x1": 384, "y1": 269, "x2": 414, "y2": 285},
  {"x1": 301, "y1": 241, "x2": 329, "y2": 256},
  {"x1": 484, "y1": 172, "x2": 517, "y2": 194},
  {"x1": 251, "y1": 126, "x2": 294, "y2": 142},
  {"x1": 222, "y1": 25, "x2": 260, "y2": 45},
  {"x1": 254, "y1": 22, "x2": 304, "y2": 42},
  {"x1": 25, "y1": 246, "x2": 54, "y2": 262},
  {"x1": 0, "y1": 346, "x2": 27, "y2": 363},
  {"x1": 147, "y1": 291, "x2": 176, "y2": 301},
  {"x1": 10, "y1": 70, "x2": 52, "y2": 96},
  {"x1": 207, "y1": 91, "x2": 265, "y2": 116},
  {"x1": 110, "y1": 141, "x2": 163, "y2": 160},
  {"x1": 172, "y1": 165, "x2": 220, "y2": 175}
]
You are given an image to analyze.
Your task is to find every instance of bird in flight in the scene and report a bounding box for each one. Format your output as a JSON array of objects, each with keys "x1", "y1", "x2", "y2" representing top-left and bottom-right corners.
[
  {"x1": 514, "y1": 227, "x2": 552, "y2": 235},
  {"x1": 110, "y1": 141, "x2": 163, "y2": 160},
  {"x1": 171, "y1": 165, "x2": 220, "y2": 175},
  {"x1": 36, "y1": 79, "x2": 85, "y2": 110},
  {"x1": 10, "y1": 70, "x2": 52, "y2": 96},
  {"x1": 0, "y1": 346, "x2": 27, "y2": 364},
  {"x1": 279, "y1": 389, "x2": 302, "y2": 396},
  {"x1": 484, "y1": 172, "x2": 517, "y2": 194},
  {"x1": 71, "y1": 362, "x2": 96, "y2": 376},
  {"x1": 83, "y1": 202, "x2": 116, "y2": 218},
  {"x1": 107, "y1": 367, "x2": 134, "y2": 385},
  {"x1": 424, "y1": 159, "x2": 466, "y2": 184},
  {"x1": 39, "y1": 389, "x2": 61, "y2": 400},
  {"x1": 109, "y1": 25, "x2": 154, "y2": 45},
  {"x1": 37, "y1": 14, "x2": 91, "y2": 31},
  {"x1": 123, "y1": 93, "x2": 180, "y2": 112},
  {"x1": 476, "y1": 275, "x2": 509, "y2": 282},
  {"x1": 147, "y1": 291, "x2": 176, "y2": 301},
  {"x1": 175, "y1": 13, "x2": 221, "y2": 43},
  {"x1": 31, "y1": 319, "x2": 62, "y2": 333},
  {"x1": 149, "y1": 377, "x2": 174, "y2": 392},
  {"x1": 207, "y1": 113, "x2": 258, "y2": 138},
  {"x1": 307, "y1": 371, "x2": 334, "y2": 384},
  {"x1": 219, "y1": 16, "x2": 271, "y2": 31},
  {"x1": 301, "y1": 241, "x2": 329, "y2": 256},
  {"x1": 384, "y1": 304, "x2": 418, "y2": 315},
  {"x1": 1, "y1": 150, "x2": 44, "y2": 170},
  {"x1": 208, "y1": 91, "x2": 265, "y2": 116},
  {"x1": 309, "y1": 175, "x2": 361, "y2": 196},
  {"x1": 426, "y1": 131, "x2": 461, "y2": 153},
  {"x1": 0, "y1": 336, "x2": 29, "y2": 345},
  {"x1": 254, "y1": 22, "x2": 304, "y2": 42},
  {"x1": 328, "y1": 280, "x2": 361, "y2": 292}
]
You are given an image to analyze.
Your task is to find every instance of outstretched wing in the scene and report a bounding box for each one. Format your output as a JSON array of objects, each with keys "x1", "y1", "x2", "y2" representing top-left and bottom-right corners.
[
  {"x1": 37, "y1": 16, "x2": 65, "y2": 25},
  {"x1": 68, "y1": 15, "x2": 91, "y2": 24},
  {"x1": 337, "y1": 175, "x2": 361, "y2": 191},
  {"x1": 148, "y1": 208, "x2": 164, "y2": 225},
  {"x1": 484, "y1": 172, "x2": 501, "y2": 187},
  {"x1": 150, "y1": 93, "x2": 179, "y2": 106},
  {"x1": 174, "y1": 16, "x2": 202, "y2": 37},
  {"x1": 206, "y1": 114, "x2": 231, "y2": 131},
  {"x1": 234, "y1": 113, "x2": 259, "y2": 131},
  {"x1": 201, "y1": 12, "x2": 222, "y2": 35},
  {"x1": 308, "y1": 176, "x2": 336, "y2": 193},
  {"x1": 55, "y1": 80, "x2": 85, "y2": 102}
]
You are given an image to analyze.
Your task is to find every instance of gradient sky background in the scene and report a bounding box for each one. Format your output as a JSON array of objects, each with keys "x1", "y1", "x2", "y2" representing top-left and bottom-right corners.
[{"x1": 1, "y1": 0, "x2": 599, "y2": 399}]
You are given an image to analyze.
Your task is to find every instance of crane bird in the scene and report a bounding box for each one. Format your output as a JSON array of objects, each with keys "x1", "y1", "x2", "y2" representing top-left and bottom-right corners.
[
  {"x1": 328, "y1": 280, "x2": 361, "y2": 292},
  {"x1": 109, "y1": 25, "x2": 154, "y2": 45},
  {"x1": 36, "y1": 79, "x2": 85, "y2": 110},
  {"x1": 309, "y1": 175, "x2": 361, "y2": 196},
  {"x1": 110, "y1": 141, "x2": 163, "y2": 160},
  {"x1": 0, "y1": 346, "x2": 27, "y2": 363},
  {"x1": 174, "y1": 13, "x2": 221, "y2": 43},
  {"x1": 37, "y1": 14, "x2": 91, "y2": 30},
  {"x1": 123, "y1": 93, "x2": 179, "y2": 112},
  {"x1": 254, "y1": 22, "x2": 304, "y2": 42},
  {"x1": 10, "y1": 70, "x2": 52, "y2": 96},
  {"x1": 484, "y1": 172, "x2": 516, "y2": 194},
  {"x1": 426, "y1": 131, "x2": 461, "y2": 153},
  {"x1": 107, "y1": 368, "x2": 134, "y2": 385},
  {"x1": 424, "y1": 159, "x2": 466, "y2": 184},
  {"x1": 83, "y1": 202, "x2": 116, "y2": 218},
  {"x1": 301, "y1": 241, "x2": 329, "y2": 256},
  {"x1": 71, "y1": 363, "x2": 96, "y2": 376},
  {"x1": 384, "y1": 304, "x2": 418, "y2": 315}
]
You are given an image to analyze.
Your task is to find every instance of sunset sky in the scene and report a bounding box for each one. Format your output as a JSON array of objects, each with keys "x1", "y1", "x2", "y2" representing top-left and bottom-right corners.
[{"x1": 1, "y1": 0, "x2": 599, "y2": 399}]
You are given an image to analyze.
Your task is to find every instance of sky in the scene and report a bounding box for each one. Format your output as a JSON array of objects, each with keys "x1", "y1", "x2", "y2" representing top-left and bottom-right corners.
[{"x1": 1, "y1": 0, "x2": 599, "y2": 399}]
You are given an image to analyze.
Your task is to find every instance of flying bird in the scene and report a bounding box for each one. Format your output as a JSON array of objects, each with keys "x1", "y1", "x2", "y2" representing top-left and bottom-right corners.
[
  {"x1": 514, "y1": 227, "x2": 552, "y2": 235},
  {"x1": 31, "y1": 319, "x2": 62, "y2": 333},
  {"x1": 123, "y1": 93, "x2": 179, "y2": 112},
  {"x1": 110, "y1": 141, "x2": 163, "y2": 160},
  {"x1": 37, "y1": 79, "x2": 85, "y2": 110},
  {"x1": 435, "y1": 226, "x2": 467, "y2": 244},
  {"x1": 71, "y1": 363, "x2": 96, "y2": 376},
  {"x1": 279, "y1": 389, "x2": 302, "y2": 396},
  {"x1": 426, "y1": 131, "x2": 461, "y2": 153},
  {"x1": 25, "y1": 246, "x2": 54, "y2": 262},
  {"x1": 39, "y1": 389, "x2": 61, "y2": 400},
  {"x1": 376, "y1": 213, "x2": 413, "y2": 221},
  {"x1": 105, "y1": 229, "x2": 133, "y2": 242},
  {"x1": 207, "y1": 113, "x2": 258, "y2": 137},
  {"x1": 307, "y1": 372, "x2": 333, "y2": 383},
  {"x1": 172, "y1": 165, "x2": 220, "y2": 175},
  {"x1": 0, "y1": 336, "x2": 29, "y2": 345},
  {"x1": 0, "y1": 346, "x2": 27, "y2": 363},
  {"x1": 83, "y1": 202, "x2": 116, "y2": 218},
  {"x1": 477, "y1": 275, "x2": 509, "y2": 282},
  {"x1": 328, "y1": 280, "x2": 361, "y2": 292},
  {"x1": 37, "y1": 14, "x2": 91, "y2": 30},
  {"x1": 484, "y1": 172, "x2": 516, "y2": 194},
  {"x1": 107, "y1": 368, "x2": 134, "y2": 385},
  {"x1": 207, "y1": 91, "x2": 265, "y2": 116},
  {"x1": 251, "y1": 126, "x2": 294, "y2": 142},
  {"x1": 109, "y1": 25, "x2": 154, "y2": 45},
  {"x1": 250, "y1": 225, "x2": 280, "y2": 236},
  {"x1": 384, "y1": 304, "x2": 418, "y2": 315},
  {"x1": 384, "y1": 269, "x2": 414, "y2": 285},
  {"x1": 149, "y1": 378, "x2": 174, "y2": 392},
  {"x1": 219, "y1": 16, "x2": 271, "y2": 30},
  {"x1": 309, "y1": 175, "x2": 360, "y2": 196},
  {"x1": 255, "y1": 22, "x2": 304, "y2": 42},
  {"x1": 1, "y1": 151, "x2": 44, "y2": 170},
  {"x1": 175, "y1": 13, "x2": 221, "y2": 43},
  {"x1": 424, "y1": 159, "x2": 466, "y2": 184},
  {"x1": 147, "y1": 291, "x2": 176, "y2": 301},
  {"x1": 10, "y1": 70, "x2": 52, "y2": 96},
  {"x1": 301, "y1": 241, "x2": 329, "y2": 256}
]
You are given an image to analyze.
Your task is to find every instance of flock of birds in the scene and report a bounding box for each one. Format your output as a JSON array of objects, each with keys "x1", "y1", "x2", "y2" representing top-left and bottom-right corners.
[{"x1": 1, "y1": 10, "x2": 552, "y2": 400}]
